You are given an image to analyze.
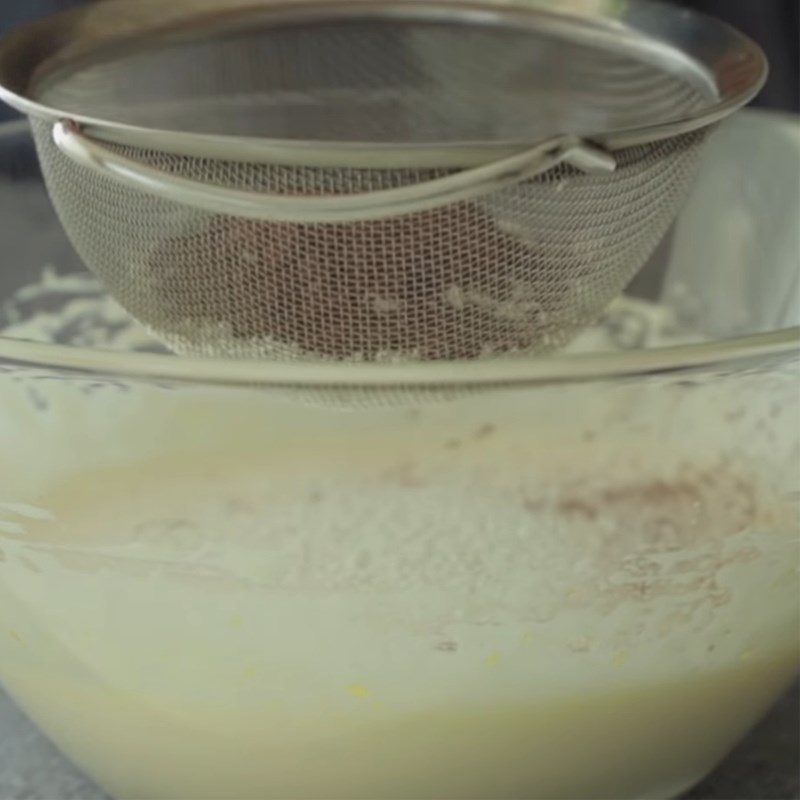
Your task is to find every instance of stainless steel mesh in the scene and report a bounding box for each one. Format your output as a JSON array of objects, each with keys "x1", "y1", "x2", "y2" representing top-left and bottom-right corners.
[
  {"x1": 32, "y1": 120, "x2": 707, "y2": 361},
  {"x1": 27, "y1": 6, "x2": 714, "y2": 362}
]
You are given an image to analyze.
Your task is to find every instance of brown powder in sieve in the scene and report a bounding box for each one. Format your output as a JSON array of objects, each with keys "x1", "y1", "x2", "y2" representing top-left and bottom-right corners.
[{"x1": 150, "y1": 204, "x2": 578, "y2": 361}]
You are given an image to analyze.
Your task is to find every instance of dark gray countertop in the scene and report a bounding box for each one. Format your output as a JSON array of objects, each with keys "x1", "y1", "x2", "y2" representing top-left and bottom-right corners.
[
  {"x1": 0, "y1": 683, "x2": 797, "y2": 800},
  {"x1": 685, "y1": 682, "x2": 799, "y2": 800}
]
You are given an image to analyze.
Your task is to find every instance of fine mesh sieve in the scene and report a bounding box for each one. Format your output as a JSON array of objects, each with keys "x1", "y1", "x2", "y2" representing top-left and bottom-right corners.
[{"x1": 0, "y1": 0, "x2": 768, "y2": 363}]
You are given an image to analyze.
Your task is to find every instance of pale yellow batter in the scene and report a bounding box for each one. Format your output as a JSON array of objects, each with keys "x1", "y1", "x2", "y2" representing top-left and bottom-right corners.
[
  {"x1": 0, "y1": 402, "x2": 797, "y2": 800},
  {"x1": 0, "y1": 281, "x2": 798, "y2": 800}
]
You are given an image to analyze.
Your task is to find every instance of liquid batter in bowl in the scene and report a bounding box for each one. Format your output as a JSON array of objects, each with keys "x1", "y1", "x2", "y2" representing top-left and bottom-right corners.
[
  {"x1": 0, "y1": 390, "x2": 797, "y2": 800},
  {"x1": 0, "y1": 255, "x2": 797, "y2": 800}
]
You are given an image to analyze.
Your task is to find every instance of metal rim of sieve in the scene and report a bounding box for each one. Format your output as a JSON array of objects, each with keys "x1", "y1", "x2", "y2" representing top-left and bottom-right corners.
[
  {"x1": 0, "y1": 0, "x2": 768, "y2": 169},
  {"x1": 0, "y1": 0, "x2": 769, "y2": 223}
]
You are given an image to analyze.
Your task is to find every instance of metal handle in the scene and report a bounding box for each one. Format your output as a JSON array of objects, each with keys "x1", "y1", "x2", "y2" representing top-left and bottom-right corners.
[{"x1": 53, "y1": 120, "x2": 616, "y2": 223}]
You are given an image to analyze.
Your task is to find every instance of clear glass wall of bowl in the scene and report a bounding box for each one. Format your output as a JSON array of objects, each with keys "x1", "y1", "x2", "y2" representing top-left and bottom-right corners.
[{"x1": 0, "y1": 114, "x2": 798, "y2": 800}]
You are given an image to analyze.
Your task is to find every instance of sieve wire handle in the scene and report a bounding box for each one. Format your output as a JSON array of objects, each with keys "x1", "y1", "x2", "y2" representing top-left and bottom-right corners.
[{"x1": 53, "y1": 120, "x2": 616, "y2": 223}]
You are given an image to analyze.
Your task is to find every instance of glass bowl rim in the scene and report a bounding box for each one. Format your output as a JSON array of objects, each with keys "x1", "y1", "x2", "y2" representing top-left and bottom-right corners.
[{"x1": 0, "y1": 328, "x2": 797, "y2": 390}]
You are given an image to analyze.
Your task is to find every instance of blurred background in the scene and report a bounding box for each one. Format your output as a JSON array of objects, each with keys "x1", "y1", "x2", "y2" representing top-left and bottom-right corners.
[{"x1": 0, "y1": 0, "x2": 798, "y2": 121}]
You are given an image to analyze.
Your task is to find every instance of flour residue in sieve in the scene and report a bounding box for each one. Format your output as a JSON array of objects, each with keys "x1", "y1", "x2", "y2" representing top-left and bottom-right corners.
[
  {"x1": 159, "y1": 294, "x2": 704, "y2": 362},
  {"x1": 0, "y1": 266, "x2": 704, "y2": 358}
]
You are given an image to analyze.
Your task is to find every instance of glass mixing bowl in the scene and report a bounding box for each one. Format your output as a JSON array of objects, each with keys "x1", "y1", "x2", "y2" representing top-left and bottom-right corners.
[{"x1": 0, "y1": 111, "x2": 798, "y2": 800}]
